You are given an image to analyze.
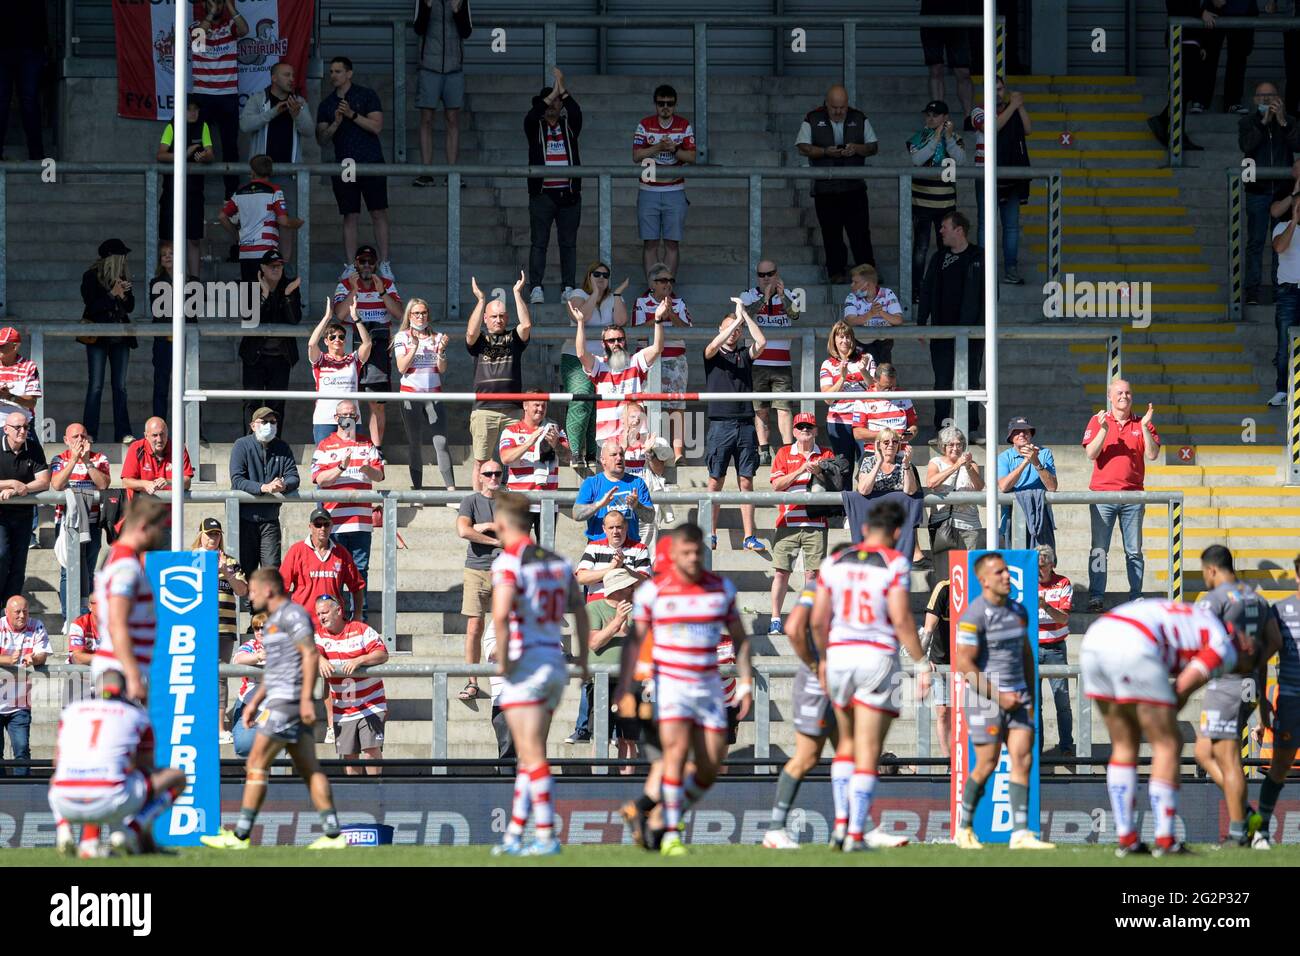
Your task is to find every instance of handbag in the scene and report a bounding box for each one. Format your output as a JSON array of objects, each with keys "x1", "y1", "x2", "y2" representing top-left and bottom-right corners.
[
  {"x1": 805, "y1": 455, "x2": 852, "y2": 521},
  {"x1": 928, "y1": 515, "x2": 964, "y2": 554},
  {"x1": 76, "y1": 319, "x2": 98, "y2": 346}
]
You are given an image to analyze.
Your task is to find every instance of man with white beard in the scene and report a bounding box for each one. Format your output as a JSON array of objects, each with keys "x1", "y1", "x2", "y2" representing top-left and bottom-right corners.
[{"x1": 572, "y1": 295, "x2": 666, "y2": 446}]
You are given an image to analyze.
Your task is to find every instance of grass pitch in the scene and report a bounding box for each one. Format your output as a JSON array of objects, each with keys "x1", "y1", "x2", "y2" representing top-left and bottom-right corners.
[{"x1": 11, "y1": 843, "x2": 1300, "y2": 867}]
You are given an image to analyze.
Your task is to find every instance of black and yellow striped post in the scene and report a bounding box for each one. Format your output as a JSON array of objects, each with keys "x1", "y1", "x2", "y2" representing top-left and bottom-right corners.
[
  {"x1": 1289, "y1": 328, "x2": 1300, "y2": 485},
  {"x1": 1167, "y1": 498, "x2": 1184, "y2": 601},
  {"x1": 1168, "y1": 21, "x2": 1183, "y2": 167},
  {"x1": 1048, "y1": 173, "x2": 1063, "y2": 284},
  {"x1": 996, "y1": 18, "x2": 1006, "y2": 81},
  {"x1": 1228, "y1": 173, "x2": 1243, "y2": 320},
  {"x1": 1107, "y1": 331, "x2": 1122, "y2": 389}
]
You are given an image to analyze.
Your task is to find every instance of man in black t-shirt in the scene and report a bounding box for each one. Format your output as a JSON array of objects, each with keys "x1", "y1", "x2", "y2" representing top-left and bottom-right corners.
[
  {"x1": 702, "y1": 302, "x2": 767, "y2": 552},
  {"x1": 917, "y1": 210, "x2": 985, "y2": 439},
  {"x1": 466, "y1": 273, "x2": 533, "y2": 492}
]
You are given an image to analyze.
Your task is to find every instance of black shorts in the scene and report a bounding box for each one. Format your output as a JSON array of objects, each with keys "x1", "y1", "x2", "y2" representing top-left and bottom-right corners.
[
  {"x1": 920, "y1": 27, "x2": 971, "y2": 68},
  {"x1": 726, "y1": 703, "x2": 740, "y2": 746},
  {"x1": 331, "y1": 175, "x2": 389, "y2": 216},
  {"x1": 706, "y1": 419, "x2": 759, "y2": 480},
  {"x1": 359, "y1": 329, "x2": 393, "y2": 390}
]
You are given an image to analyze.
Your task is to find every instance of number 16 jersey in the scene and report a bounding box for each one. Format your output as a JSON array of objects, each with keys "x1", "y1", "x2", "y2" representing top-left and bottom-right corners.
[{"x1": 816, "y1": 544, "x2": 910, "y2": 655}]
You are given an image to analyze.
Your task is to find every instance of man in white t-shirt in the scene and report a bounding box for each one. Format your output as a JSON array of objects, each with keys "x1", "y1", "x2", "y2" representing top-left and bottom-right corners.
[{"x1": 573, "y1": 297, "x2": 665, "y2": 447}]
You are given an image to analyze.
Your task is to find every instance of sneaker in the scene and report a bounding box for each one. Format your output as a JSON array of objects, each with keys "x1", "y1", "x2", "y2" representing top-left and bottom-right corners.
[
  {"x1": 1246, "y1": 287, "x2": 1259, "y2": 306},
  {"x1": 1002, "y1": 268, "x2": 1024, "y2": 285},
  {"x1": 708, "y1": 534, "x2": 718, "y2": 551},
  {"x1": 491, "y1": 838, "x2": 524, "y2": 857},
  {"x1": 762, "y1": 828, "x2": 800, "y2": 849},
  {"x1": 77, "y1": 841, "x2": 104, "y2": 860},
  {"x1": 1268, "y1": 391, "x2": 1288, "y2": 407},
  {"x1": 218, "y1": 731, "x2": 234, "y2": 745},
  {"x1": 121, "y1": 435, "x2": 135, "y2": 446},
  {"x1": 306, "y1": 833, "x2": 349, "y2": 850},
  {"x1": 529, "y1": 286, "x2": 545, "y2": 305},
  {"x1": 743, "y1": 536, "x2": 765, "y2": 552},
  {"x1": 1188, "y1": 101, "x2": 1205, "y2": 114},
  {"x1": 1246, "y1": 806, "x2": 1263, "y2": 838},
  {"x1": 561, "y1": 286, "x2": 576, "y2": 301},
  {"x1": 1251, "y1": 830, "x2": 1272, "y2": 850},
  {"x1": 620, "y1": 801, "x2": 649, "y2": 848},
  {"x1": 523, "y1": 837, "x2": 562, "y2": 856},
  {"x1": 758, "y1": 446, "x2": 772, "y2": 466},
  {"x1": 865, "y1": 828, "x2": 910, "y2": 848},
  {"x1": 768, "y1": 618, "x2": 784, "y2": 636},
  {"x1": 1151, "y1": 840, "x2": 1193, "y2": 858},
  {"x1": 1087, "y1": 597, "x2": 1104, "y2": 613},
  {"x1": 379, "y1": 260, "x2": 395, "y2": 281},
  {"x1": 324, "y1": 726, "x2": 335, "y2": 744},
  {"x1": 109, "y1": 827, "x2": 140, "y2": 857},
  {"x1": 841, "y1": 836, "x2": 870, "y2": 853},
  {"x1": 953, "y1": 825, "x2": 983, "y2": 850},
  {"x1": 659, "y1": 832, "x2": 688, "y2": 856},
  {"x1": 1009, "y1": 830, "x2": 1056, "y2": 850},
  {"x1": 413, "y1": 175, "x2": 437, "y2": 187},
  {"x1": 828, "y1": 822, "x2": 847, "y2": 850},
  {"x1": 1115, "y1": 839, "x2": 1151, "y2": 859},
  {"x1": 564, "y1": 731, "x2": 590, "y2": 744},
  {"x1": 1229, "y1": 104, "x2": 1250, "y2": 115},
  {"x1": 199, "y1": 827, "x2": 250, "y2": 850},
  {"x1": 56, "y1": 822, "x2": 75, "y2": 857}
]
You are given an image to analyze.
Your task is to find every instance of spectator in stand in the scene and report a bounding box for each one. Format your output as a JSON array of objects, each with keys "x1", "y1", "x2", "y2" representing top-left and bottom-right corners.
[
  {"x1": 0, "y1": 0, "x2": 47, "y2": 161},
  {"x1": 457, "y1": 464, "x2": 501, "y2": 701},
  {"x1": 842, "y1": 264, "x2": 903, "y2": 365},
  {"x1": 49, "y1": 423, "x2": 110, "y2": 619},
  {"x1": 67, "y1": 593, "x2": 99, "y2": 665},
  {"x1": 280, "y1": 507, "x2": 365, "y2": 624},
  {"x1": 80, "y1": 239, "x2": 137, "y2": 446},
  {"x1": 219, "y1": 155, "x2": 303, "y2": 282},
  {"x1": 156, "y1": 101, "x2": 213, "y2": 280},
  {"x1": 229, "y1": 406, "x2": 300, "y2": 574},
  {"x1": 148, "y1": 242, "x2": 192, "y2": 421},
  {"x1": 1036, "y1": 544, "x2": 1074, "y2": 759},
  {"x1": 852, "y1": 363, "x2": 918, "y2": 457},
  {"x1": 907, "y1": 101, "x2": 966, "y2": 304},
  {"x1": 240, "y1": 250, "x2": 302, "y2": 426},
  {"x1": 633, "y1": 264, "x2": 693, "y2": 462},
  {"x1": 924, "y1": 425, "x2": 984, "y2": 553},
  {"x1": 466, "y1": 274, "x2": 532, "y2": 491},
  {"x1": 1146, "y1": 0, "x2": 1207, "y2": 151},
  {"x1": 917, "y1": 574, "x2": 953, "y2": 757},
  {"x1": 525, "y1": 69, "x2": 583, "y2": 304},
  {"x1": 0, "y1": 327, "x2": 39, "y2": 423},
  {"x1": 0, "y1": 595, "x2": 48, "y2": 775},
  {"x1": 996, "y1": 415, "x2": 1058, "y2": 543},
  {"x1": 739, "y1": 259, "x2": 802, "y2": 465},
  {"x1": 970, "y1": 77, "x2": 1032, "y2": 286},
  {"x1": 498, "y1": 394, "x2": 571, "y2": 539},
  {"x1": 820, "y1": 321, "x2": 876, "y2": 468},
  {"x1": 640, "y1": 435, "x2": 677, "y2": 551},
  {"x1": 849, "y1": 428, "x2": 925, "y2": 563},
  {"x1": 413, "y1": 0, "x2": 472, "y2": 182},
  {"x1": 768, "y1": 413, "x2": 834, "y2": 635},
  {"x1": 314, "y1": 593, "x2": 389, "y2": 775},
  {"x1": 579, "y1": 567, "x2": 642, "y2": 768},
  {"x1": 1241, "y1": 81, "x2": 1300, "y2": 306},
  {"x1": 308, "y1": 299, "x2": 373, "y2": 444},
  {"x1": 120, "y1": 417, "x2": 193, "y2": 507},
  {"x1": 1200, "y1": 0, "x2": 1259, "y2": 116},
  {"x1": 920, "y1": 0, "x2": 974, "y2": 120},
  {"x1": 311, "y1": 399, "x2": 385, "y2": 619},
  {"x1": 917, "y1": 211, "x2": 984, "y2": 439},
  {"x1": 703, "y1": 302, "x2": 768, "y2": 552},
  {"x1": 191, "y1": 518, "x2": 247, "y2": 744},
  {"x1": 316, "y1": 56, "x2": 390, "y2": 266},
  {"x1": 0, "y1": 411, "x2": 48, "y2": 603},
  {"x1": 632, "y1": 85, "x2": 697, "y2": 279},
  {"x1": 573, "y1": 293, "x2": 665, "y2": 455},
  {"x1": 190, "y1": 0, "x2": 247, "y2": 201},
  {"x1": 795, "y1": 84, "x2": 878, "y2": 282},
  {"x1": 573, "y1": 440, "x2": 655, "y2": 544},
  {"x1": 1273, "y1": 175, "x2": 1300, "y2": 406},
  {"x1": 393, "y1": 298, "x2": 456, "y2": 498},
  {"x1": 229, "y1": 612, "x2": 267, "y2": 758},
  {"x1": 617, "y1": 402, "x2": 654, "y2": 481},
  {"x1": 239, "y1": 62, "x2": 312, "y2": 263},
  {"x1": 1081, "y1": 378, "x2": 1160, "y2": 611},
  {"x1": 562, "y1": 263, "x2": 630, "y2": 466},
  {"x1": 334, "y1": 246, "x2": 402, "y2": 450}
]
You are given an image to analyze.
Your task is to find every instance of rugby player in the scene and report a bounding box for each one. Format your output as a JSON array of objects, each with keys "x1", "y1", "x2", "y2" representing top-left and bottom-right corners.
[
  {"x1": 812, "y1": 501, "x2": 925, "y2": 852},
  {"x1": 200, "y1": 568, "x2": 347, "y2": 850},
  {"x1": 1193, "y1": 545, "x2": 1277, "y2": 847},
  {"x1": 50, "y1": 671, "x2": 186, "y2": 858},
  {"x1": 93, "y1": 497, "x2": 166, "y2": 704},
  {"x1": 491, "y1": 491, "x2": 590, "y2": 857},
  {"x1": 952, "y1": 551, "x2": 1055, "y2": 850},
  {"x1": 1254, "y1": 555, "x2": 1300, "y2": 850},
  {"x1": 626, "y1": 523, "x2": 753, "y2": 856},
  {"x1": 1082, "y1": 597, "x2": 1260, "y2": 857}
]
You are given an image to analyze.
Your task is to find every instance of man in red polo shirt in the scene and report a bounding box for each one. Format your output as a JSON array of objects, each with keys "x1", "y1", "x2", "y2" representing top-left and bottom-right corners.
[
  {"x1": 1080, "y1": 378, "x2": 1159, "y2": 612},
  {"x1": 279, "y1": 508, "x2": 365, "y2": 624},
  {"x1": 119, "y1": 417, "x2": 194, "y2": 506}
]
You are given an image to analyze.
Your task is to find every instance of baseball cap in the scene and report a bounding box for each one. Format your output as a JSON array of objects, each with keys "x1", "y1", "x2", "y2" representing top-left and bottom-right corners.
[
  {"x1": 923, "y1": 100, "x2": 950, "y2": 115},
  {"x1": 309, "y1": 507, "x2": 333, "y2": 525},
  {"x1": 793, "y1": 412, "x2": 817, "y2": 429},
  {"x1": 260, "y1": 249, "x2": 285, "y2": 265},
  {"x1": 1005, "y1": 416, "x2": 1037, "y2": 442},
  {"x1": 0, "y1": 328, "x2": 21, "y2": 346},
  {"x1": 98, "y1": 238, "x2": 130, "y2": 258},
  {"x1": 201, "y1": 517, "x2": 222, "y2": 533},
  {"x1": 354, "y1": 244, "x2": 379, "y2": 261},
  {"x1": 251, "y1": 406, "x2": 277, "y2": 422},
  {"x1": 648, "y1": 436, "x2": 674, "y2": 462},
  {"x1": 602, "y1": 567, "x2": 641, "y2": 594}
]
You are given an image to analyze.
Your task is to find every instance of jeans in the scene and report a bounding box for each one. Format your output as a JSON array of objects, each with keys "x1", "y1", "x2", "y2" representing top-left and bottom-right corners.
[
  {"x1": 1088, "y1": 502, "x2": 1145, "y2": 602},
  {"x1": 0, "y1": 510, "x2": 33, "y2": 602},
  {"x1": 826, "y1": 421, "x2": 860, "y2": 471},
  {"x1": 238, "y1": 516, "x2": 282, "y2": 575},
  {"x1": 0, "y1": 709, "x2": 31, "y2": 776},
  {"x1": 1200, "y1": 25, "x2": 1255, "y2": 111},
  {"x1": 0, "y1": 49, "x2": 43, "y2": 160},
  {"x1": 1277, "y1": 284, "x2": 1300, "y2": 394},
  {"x1": 1038, "y1": 642, "x2": 1073, "y2": 752},
  {"x1": 229, "y1": 700, "x2": 257, "y2": 758},
  {"x1": 84, "y1": 342, "x2": 134, "y2": 443},
  {"x1": 572, "y1": 680, "x2": 593, "y2": 738},
  {"x1": 332, "y1": 530, "x2": 372, "y2": 615},
  {"x1": 975, "y1": 183, "x2": 1022, "y2": 272},
  {"x1": 56, "y1": 520, "x2": 100, "y2": 619},
  {"x1": 1245, "y1": 191, "x2": 1277, "y2": 294},
  {"x1": 560, "y1": 353, "x2": 596, "y2": 461},
  {"x1": 527, "y1": 191, "x2": 581, "y2": 291}
]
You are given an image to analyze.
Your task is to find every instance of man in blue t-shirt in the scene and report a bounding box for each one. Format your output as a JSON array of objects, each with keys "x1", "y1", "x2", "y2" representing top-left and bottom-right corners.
[
  {"x1": 995, "y1": 415, "x2": 1057, "y2": 540},
  {"x1": 572, "y1": 439, "x2": 654, "y2": 541}
]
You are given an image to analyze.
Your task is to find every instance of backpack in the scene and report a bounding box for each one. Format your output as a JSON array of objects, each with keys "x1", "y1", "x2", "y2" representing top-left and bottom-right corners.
[{"x1": 805, "y1": 455, "x2": 853, "y2": 521}]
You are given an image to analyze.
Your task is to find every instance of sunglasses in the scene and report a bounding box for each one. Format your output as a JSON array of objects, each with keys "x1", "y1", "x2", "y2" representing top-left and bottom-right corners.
[
  {"x1": 655, "y1": 100, "x2": 676, "y2": 107},
  {"x1": 794, "y1": 424, "x2": 814, "y2": 432},
  {"x1": 4, "y1": 424, "x2": 27, "y2": 431},
  {"x1": 325, "y1": 332, "x2": 346, "y2": 341},
  {"x1": 757, "y1": 269, "x2": 776, "y2": 279},
  {"x1": 590, "y1": 270, "x2": 610, "y2": 279},
  {"x1": 603, "y1": 336, "x2": 626, "y2": 346},
  {"x1": 356, "y1": 258, "x2": 377, "y2": 266},
  {"x1": 481, "y1": 470, "x2": 503, "y2": 478},
  {"x1": 311, "y1": 520, "x2": 331, "y2": 528}
]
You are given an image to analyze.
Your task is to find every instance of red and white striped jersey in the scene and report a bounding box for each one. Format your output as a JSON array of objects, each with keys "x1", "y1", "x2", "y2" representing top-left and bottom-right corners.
[
  {"x1": 1100, "y1": 599, "x2": 1237, "y2": 679},
  {"x1": 311, "y1": 433, "x2": 384, "y2": 531},
  {"x1": 632, "y1": 294, "x2": 692, "y2": 359},
  {"x1": 66, "y1": 611, "x2": 98, "y2": 663},
  {"x1": 588, "y1": 351, "x2": 652, "y2": 442},
  {"x1": 191, "y1": 15, "x2": 239, "y2": 95},
  {"x1": 634, "y1": 570, "x2": 740, "y2": 683},
  {"x1": 717, "y1": 636, "x2": 736, "y2": 704},
  {"x1": 50, "y1": 450, "x2": 111, "y2": 523},
  {"x1": 312, "y1": 351, "x2": 362, "y2": 425},
  {"x1": 0, "y1": 619, "x2": 50, "y2": 713},
  {"x1": 1038, "y1": 572, "x2": 1073, "y2": 644},
  {"x1": 542, "y1": 123, "x2": 572, "y2": 188},
  {"x1": 52, "y1": 698, "x2": 153, "y2": 793},
  {"x1": 843, "y1": 287, "x2": 903, "y2": 327},
  {"x1": 738, "y1": 287, "x2": 799, "y2": 367},
  {"x1": 334, "y1": 275, "x2": 402, "y2": 329},
  {"x1": 0, "y1": 356, "x2": 41, "y2": 421},
  {"x1": 93, "y1": 544, "x2": 156, "y2": 679},
  {"x1": 576, "y1": 536, "x2": 651, "y2": 602},
  {"x1": 770, "y1": 443, "x2": 835, "y2": 528},
  {"x1": 817, "y1": 544, "x2": 909, "y2": 654},
  {"x1": 498, "y1": 420, "x2": 569, "y2": 512},
  {"x1": 220, "y1": 180, "x2": 287, "y2": 260},
  {"x1": 622, "y1": 437, "x2": 647, "y2": 478},
  {"x1": 392, "y1": 329, "x2": 445, "y2": 393},
  {"x1": 854, "y1": 391, "x2": 917, "y2": 448},
  {"x1": 970, "y1": 107, "x2": 986, "y2": 166},
  {"x1": 820, "y1": 354, "x2": 876, "y2": 425},
  {"x1": 633, "y1": 114, "x2": 695, "y2": 190},
  {"x1": 491, "y1": 539, "x2": 575, "y2": 661},
  {"x1": 315, "y1": 620, "x2": 388, "y2": 721}
]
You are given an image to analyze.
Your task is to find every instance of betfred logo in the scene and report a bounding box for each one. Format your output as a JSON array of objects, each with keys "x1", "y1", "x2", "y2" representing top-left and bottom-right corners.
[{"x1": 159, "y1": 565, "x2": 204, "y2": 615}]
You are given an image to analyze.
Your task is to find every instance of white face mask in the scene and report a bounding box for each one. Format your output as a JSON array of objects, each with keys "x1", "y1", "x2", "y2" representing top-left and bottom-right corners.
[{"x1": 254, "y1": 422, "x2": 277, "y2": 442}]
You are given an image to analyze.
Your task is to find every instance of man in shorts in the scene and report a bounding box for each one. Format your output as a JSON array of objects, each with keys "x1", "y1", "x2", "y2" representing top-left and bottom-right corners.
[
  {"x1": 466, "y1": 274, "x2": 532, "y2": 492},
  {"x1": 316, "y1": 56, "x2": 390, "y2": 266},
  {"x1": 920, "y1": 0, "x2": 974, "y2": 122},
  {"x1": 632, "y1": 84, "x2": 696, "y2": 279},
  {"x1": 413, "y1": 0, "x2": 472, "y2": 183}
]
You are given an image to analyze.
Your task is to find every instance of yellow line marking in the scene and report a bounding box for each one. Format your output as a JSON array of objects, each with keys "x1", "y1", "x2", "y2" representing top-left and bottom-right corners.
[
  {"x1": 1029, "y1": 187, "x2": 1181, "y2": 199},
  {"x1": 1077, "y1": 361, "x2": 1250, "y2": 373},
  {"x1": 1144, "y1": 527, "x2": 1300, "y2": 537},
  {"x1": 1146, "y1": 465, "x2": 1279, "y2": 476},
  {"x1": 1030, "y1": 149, "x2": 1167, "y2": 158},
  {"x1": 1024, "y1": 205, "x2": 1186, "y2": 216},
  {"x1": 1038, "y1": 263, "x2": 1209, "y2": 273},
  {"x1": 1084, "y1": 383, "x2": 1257, "y2": 394},
  {"x1": 1060, "y1": 168, "x2": 1173, "y2": 178},
  {"x1": 1024, "y1": 225, "x2": 1194, "y2": 236},
  {"x1": 1070, "y1": 343, "x2": 1241, "y2": 354},
  {"x1": 1028, "y1": 130, "x2": 1164, "y2": 141}
]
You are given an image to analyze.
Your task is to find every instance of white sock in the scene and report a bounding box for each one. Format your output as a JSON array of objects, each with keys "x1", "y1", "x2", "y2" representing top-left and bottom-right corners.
[
  {"x1": 1148, "y1": 778, "x2": 1178, "y2": 846},
  {"x1": 847, "y1": 770, "x2": 877, "y2": 840},
  {"x1": 1106, "y1": 762, "x2": 1138, "y2": 844},
  {"x1": 831, "y1": 757, "x2": 853, "y2": 830},
  {"x1": 507, "y1": 770, "x2": 531, "y2": 840}
]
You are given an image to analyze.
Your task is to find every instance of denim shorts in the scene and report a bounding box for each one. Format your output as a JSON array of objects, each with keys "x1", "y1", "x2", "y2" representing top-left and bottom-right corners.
[
  {"x1": 706, "y1": 419, "x2": 759, "y2": 480},
  {"x1": 636, "y1": 188, "x2": 688, "y2": 241}
]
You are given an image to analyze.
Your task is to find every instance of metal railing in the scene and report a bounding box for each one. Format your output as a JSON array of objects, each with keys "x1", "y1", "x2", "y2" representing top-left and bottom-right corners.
[
  {"x1": 1224, "y1": 166, "x2": 1295, "y2": 320},
  {"x1": 329, "y1": 12, "x2": 1005, "y2": 166}
]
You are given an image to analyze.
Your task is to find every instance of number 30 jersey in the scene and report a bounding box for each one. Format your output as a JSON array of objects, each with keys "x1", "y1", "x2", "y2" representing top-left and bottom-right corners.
[
  {"x1": 816, "y1": 544, "x2": 910, "y2": 654},
  {"x1": 492, "y1": 539, "x2": 576, "y2": 661}
]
